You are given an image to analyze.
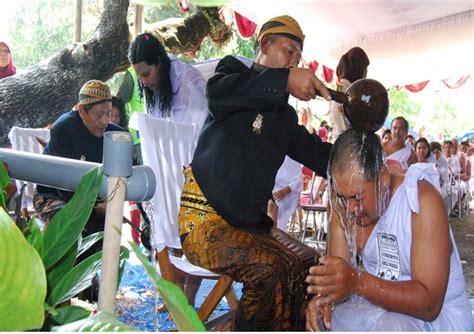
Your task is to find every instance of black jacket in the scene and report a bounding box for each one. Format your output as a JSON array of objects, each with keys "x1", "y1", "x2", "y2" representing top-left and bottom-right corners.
[{"x1": 191, "y1": 55, "x2": 332, "y2": 231}]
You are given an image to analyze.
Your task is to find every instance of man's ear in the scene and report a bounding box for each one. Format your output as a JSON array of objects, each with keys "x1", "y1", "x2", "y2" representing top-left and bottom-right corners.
[
  {"x1": 77, "y1": 104, "x2": 86, "y2": 120},
  {"x1": 259, "y1": 35, "x2": 272, "y2": 55}
]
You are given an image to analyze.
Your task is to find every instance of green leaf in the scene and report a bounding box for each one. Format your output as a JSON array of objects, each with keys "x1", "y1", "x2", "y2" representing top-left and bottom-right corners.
[
  {"x1": 0, "y1": 190, "x2": 6, "y2": 211},
  {"x1": 43, "y1": 166, "x2": 103, "y2": 270},
  {"x1": 77, "y1": 232, "x2": 104, "y2": 259},
  {"x1": 47, "y1": 250, "x2": 103, "y2": 307},
  {"x1": 48, "y1": 246, "x2": 129, "y2": 307},
  {"x1": 0, "y1": 162, "x2": 9, "y2": 189},
  {"x1": 0, "y1": 162, "x2": 9, "y2": 210},
  {"x1": 51, "y1": 310, "x2": 138, "y2": 332},
  {"x1": 47, "y1": 243, "x2": 78, "y2": 289},
  {"x1": 130, "y1": 243, "x2": 206, "y2": 332},
  {"x1": 49, "y1": 305, "x2": 91, "y2": 325},
  {"x1": 0, "y1": 207, "x2": 46, "y2": 331},
  {"x1": 25, "y1": 217, "x2": 44, "y2": 259},
  {"x1": 117, "y1": 246, "x2": 130, "y2": 285}
]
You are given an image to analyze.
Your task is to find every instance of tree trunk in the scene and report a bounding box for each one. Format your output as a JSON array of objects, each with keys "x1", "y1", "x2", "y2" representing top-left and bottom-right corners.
[
  {"x1": 0, "y1": 3, "x2": 231, "y2": 146},
  {"x1": 0, "y1": 0, "x2": 130, "y2": 146}
]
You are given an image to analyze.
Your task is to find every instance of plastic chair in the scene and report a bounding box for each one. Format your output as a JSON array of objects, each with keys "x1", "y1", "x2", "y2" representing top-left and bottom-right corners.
[{"x1": 131, "y1": 113, "x2": 237, "y2": 328}]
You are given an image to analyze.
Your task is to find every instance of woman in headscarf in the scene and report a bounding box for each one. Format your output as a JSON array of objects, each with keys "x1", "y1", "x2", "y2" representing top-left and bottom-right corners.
[
  {"x1": 328, "y1": 47, "x2": 370, "y2": 139},
  {"x1": 0, "y1": 42, "x2": 16, "y2": 79}
]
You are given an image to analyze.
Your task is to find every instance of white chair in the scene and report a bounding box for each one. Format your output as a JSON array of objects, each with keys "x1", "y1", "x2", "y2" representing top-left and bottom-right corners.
[
  {"x1": 130, "y1": 113, "x2": 237, "y2": 328},
  {"x1": 8, "y1": 126, "x2": 50, "y2": 214}
]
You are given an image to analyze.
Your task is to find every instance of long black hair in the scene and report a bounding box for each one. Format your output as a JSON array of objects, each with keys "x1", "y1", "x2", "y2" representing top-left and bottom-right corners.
[{"x1": 128, "y1": 33, "x2": 172, "y2": 116}]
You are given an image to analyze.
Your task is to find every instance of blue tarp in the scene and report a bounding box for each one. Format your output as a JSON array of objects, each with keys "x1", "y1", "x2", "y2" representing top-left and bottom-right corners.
[{"x1": 115, "y1": 250, "x2": 242, "y2": 331}]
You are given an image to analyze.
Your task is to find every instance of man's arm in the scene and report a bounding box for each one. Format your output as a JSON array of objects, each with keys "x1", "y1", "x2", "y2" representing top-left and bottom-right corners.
[
  {"x1": 46, "y1": 120, "x2": 75, "y2": 159},
  {"x1": 307, "y1": 181, "x2": 451, "y2": 321},
  {"x1": 206, "y1": 56, "x2": 289, "y2": 122}
]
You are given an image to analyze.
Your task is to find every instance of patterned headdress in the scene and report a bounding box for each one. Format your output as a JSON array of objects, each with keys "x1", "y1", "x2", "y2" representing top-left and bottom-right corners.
[
  {"x1": 78, "y1": 80, "x2": 112, "y2": 106},
  {"x1": 256, "y1": 15, "x2": 305, "y2": 49}
]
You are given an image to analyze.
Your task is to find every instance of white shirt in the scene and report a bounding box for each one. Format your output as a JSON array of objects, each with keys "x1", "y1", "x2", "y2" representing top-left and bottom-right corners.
[{"x1": 362, "y1": 164, "x2": 472, "y2": 331}]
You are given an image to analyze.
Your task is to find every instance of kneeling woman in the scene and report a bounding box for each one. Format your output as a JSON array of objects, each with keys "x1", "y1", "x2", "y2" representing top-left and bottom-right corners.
[{"x1": 306, "y1": 129, "x2": 472, "y2": 331}]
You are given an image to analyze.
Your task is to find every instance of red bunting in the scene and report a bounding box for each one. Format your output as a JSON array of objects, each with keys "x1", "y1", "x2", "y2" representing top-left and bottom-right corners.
[
  {"x1": 234, "y1": 12, "x2": 257, "y2": 39},
  {"x1": 442, "y1": 75, "x2": 470, "y2": 89},
  {"x1": 403, "y1": 80, "x2": 430, "y2": 92},
  {"x1": 178, "y1": 0, "x2": 189, "y2": 13},
  {"x1": 308, "y1": 60, "x2": 319, "y2": 72},
  {"x1": 323, "y1": 65, "x2": 334, "y2": 83}
]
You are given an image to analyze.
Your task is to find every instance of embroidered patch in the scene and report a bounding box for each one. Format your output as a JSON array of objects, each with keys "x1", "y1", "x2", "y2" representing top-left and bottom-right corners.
[{"x1": 376, "y1": 232, "x2": 400, "y2": 281}]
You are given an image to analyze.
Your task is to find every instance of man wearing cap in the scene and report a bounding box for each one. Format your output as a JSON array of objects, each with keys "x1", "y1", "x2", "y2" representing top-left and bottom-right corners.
[
  {"x1": 34, "y1": 80, "x2": 125, "y2": 263},
  {"x1": 178, "y1": 15, "x2": 332, "y2": 330}
]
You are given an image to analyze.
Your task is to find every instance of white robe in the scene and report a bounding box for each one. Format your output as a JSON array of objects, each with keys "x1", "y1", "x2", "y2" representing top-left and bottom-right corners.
[
  {"x1": 332, "y1": 164, "x2": 473, "y2": 331},
  {"x1": 386, "y1": 142, "x2": 413, "y2": 169}
]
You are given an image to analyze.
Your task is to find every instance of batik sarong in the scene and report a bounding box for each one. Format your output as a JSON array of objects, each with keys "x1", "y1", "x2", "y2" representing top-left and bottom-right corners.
[{"x1": 179, "y1": 167, "x2": 319, "y2": 331}]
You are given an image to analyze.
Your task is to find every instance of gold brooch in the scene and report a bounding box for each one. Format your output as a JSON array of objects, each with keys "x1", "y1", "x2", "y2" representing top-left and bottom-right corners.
[{"x1": 252, "y1": 113, "x2": 263, "y2": 134}]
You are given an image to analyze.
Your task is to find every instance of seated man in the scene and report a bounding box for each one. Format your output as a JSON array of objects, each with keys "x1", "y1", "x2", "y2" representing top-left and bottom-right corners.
[
  {"x1": 305, "y1": 129, "x2": 472, "y2": 331},
  {"x1": 383, "y1": 116, "x2": 417, "y2": 172},
  {"x1": 34, "y1": 80, "x2": 125, "y2": 262},
  {"x1": 178, "y1": 15, "x2": 332, "y2": 331}
]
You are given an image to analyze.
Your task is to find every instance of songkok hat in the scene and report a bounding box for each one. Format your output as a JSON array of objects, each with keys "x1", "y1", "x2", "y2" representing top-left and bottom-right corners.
[
  {"x1": 256, "y1": 15, "x2": 305, "y2": 49},
  {"x1": 78, "y1": 80, "x2": 112, "y2": 106}
]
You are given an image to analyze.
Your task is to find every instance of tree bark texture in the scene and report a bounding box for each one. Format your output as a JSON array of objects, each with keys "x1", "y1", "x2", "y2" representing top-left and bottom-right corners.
[{"x1": 0, "y1": 4, "x2": 230, "y2": 146}]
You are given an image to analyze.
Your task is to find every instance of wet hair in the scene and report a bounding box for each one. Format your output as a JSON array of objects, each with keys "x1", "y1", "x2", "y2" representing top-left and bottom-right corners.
[
  {"x1": 128, "y1": 33, "x2": 172, "y2": 116},
  {"x1": 329, "y1": 128, "x2": 385, "y2": 182},
  {"x1": 336, "y1": 47, "x2": 370, "y2": 83},
  {"x1": 112, "y1": 96, "x2": 127, "y2": 128},
  {"x1": 430, "y1": 141, "x2": 442, "y2": 152},
  {"x1": 391, "y1": 116, "x2": 409, "y2": 131},
  {"x1": 414, "y1": 137, "x2": 431, "y2": 159}
]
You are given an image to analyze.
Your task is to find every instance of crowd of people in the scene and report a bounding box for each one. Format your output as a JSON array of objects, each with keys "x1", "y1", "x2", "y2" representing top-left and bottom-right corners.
[{"x1": 1, "y1": 13, "x2": 473, "y2": 332}]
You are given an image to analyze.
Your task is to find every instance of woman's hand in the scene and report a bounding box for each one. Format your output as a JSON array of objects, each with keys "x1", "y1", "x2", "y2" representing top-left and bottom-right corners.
[
  {"x1": 306, "y1": 256, "x2": 359, "y2": 306},
  {"x1": 306, "y1": 296, "x2": 333, "y2": 331}
]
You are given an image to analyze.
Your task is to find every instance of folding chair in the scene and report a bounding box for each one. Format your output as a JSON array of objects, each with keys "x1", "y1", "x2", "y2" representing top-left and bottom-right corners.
[
  {"x1": 8, "y1": 126, "x2": 50, "y2": 218},
  {"x1": 299, "y1": 172, "x2": 327, "y2": 253},
  {"x1": 131, "y1": 113, "x2": 237, "y2": 329}
]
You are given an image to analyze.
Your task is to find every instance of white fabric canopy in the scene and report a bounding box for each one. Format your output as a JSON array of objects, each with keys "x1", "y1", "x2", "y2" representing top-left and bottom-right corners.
[{"x1": 229, "y1": 0, "x2": 473, "y2": 88}]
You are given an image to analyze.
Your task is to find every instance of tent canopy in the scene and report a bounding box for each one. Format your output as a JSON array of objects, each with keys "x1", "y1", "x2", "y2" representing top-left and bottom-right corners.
[{"x1": 229, "y1": 0, "x2": 473, "y2": 88}]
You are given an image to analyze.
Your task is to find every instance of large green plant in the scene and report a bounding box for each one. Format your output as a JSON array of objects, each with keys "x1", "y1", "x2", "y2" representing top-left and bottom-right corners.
[
  {"x1": 0, "y1": 164, "x2": 127, "y2": 330},
  {"x1": 1, "y1": 162, "x2": 205, "y2": 331}
]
